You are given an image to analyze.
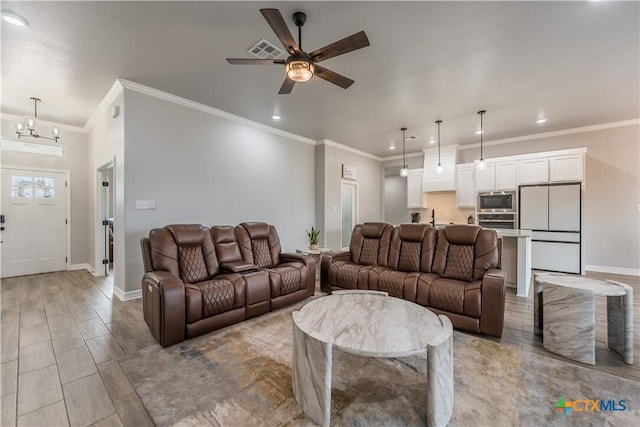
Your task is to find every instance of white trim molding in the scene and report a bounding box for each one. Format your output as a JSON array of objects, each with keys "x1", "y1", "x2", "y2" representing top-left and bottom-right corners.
[
  {"x1": 113, "y1": 287, "x2": 142, "y2": 301},
  {"x1": 69, "y1": 263, "x2": 94, "y2": 273},
  {"x1": 318, "y1": 139, "x2": 382, "y2": 161},
  {"x1": 84, "y1": 80, "x2": 124, "y2": 130},
  {"x1": 457, "y1": 119, "x2": 640, "y2": 151},
  {"x1": 117, "y1": 79, "x2": 316, "y2": 146},
  {"x1": 586, "y1": 265, "x2": 640, "y2": 277}
]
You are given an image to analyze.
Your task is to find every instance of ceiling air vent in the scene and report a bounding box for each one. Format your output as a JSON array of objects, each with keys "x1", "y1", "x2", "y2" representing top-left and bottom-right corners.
[{"x1": 248, "y1": 38, "x2": 285, "y2": 59}]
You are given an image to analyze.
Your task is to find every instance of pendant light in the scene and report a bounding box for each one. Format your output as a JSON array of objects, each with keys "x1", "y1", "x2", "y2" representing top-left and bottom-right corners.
[
  {"x1": 15, "y1": 97, "x2": 61, "y2": 143},
  {"x1": 400, "y1": 127, "x2": 408, "y2": 177},
  {"x1": 435, "y1": 120, "x2": 443, "y2": 173},
  {"x1": 477, "y1": 110, "x2": 486, "y2": 169}
]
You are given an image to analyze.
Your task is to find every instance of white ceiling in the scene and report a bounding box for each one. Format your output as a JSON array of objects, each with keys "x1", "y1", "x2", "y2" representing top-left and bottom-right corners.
[{"x1": 2, "y1": 1, "x2": 638, "y2": 158}]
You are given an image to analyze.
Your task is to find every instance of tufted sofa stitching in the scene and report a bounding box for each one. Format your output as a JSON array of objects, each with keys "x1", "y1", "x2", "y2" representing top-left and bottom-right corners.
[
  {"x1": 193, "y1": 279, "x2": 235, "y2": 317},
  {"x1": 178, "y1": 245, "x2": 209, "y2": 284}
]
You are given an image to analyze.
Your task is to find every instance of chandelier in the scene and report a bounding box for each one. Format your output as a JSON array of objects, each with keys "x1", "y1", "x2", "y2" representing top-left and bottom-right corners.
[{"x1": 14, "y1": 97, "x2": 61, "y2": 143}]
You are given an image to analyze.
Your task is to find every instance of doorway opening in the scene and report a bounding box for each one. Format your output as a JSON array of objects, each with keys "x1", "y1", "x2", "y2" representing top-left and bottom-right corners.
[
  {"x1": 97, "y1": 162, "x2": 114, "y2": 276},
  {"x1": 340, "y1": 181, "x2": 359, "y2": 250}
]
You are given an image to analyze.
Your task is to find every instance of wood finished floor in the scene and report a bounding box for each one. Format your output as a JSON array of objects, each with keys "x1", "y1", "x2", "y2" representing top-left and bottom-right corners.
[{"x1": 1, "y1": 269, "x2": 638, "y2": 426}]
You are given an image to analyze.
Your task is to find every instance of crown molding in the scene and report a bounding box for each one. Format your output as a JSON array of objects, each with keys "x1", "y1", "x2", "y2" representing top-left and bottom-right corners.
[
  {"x1": 457, "y1": 119, "x2": 640, "y2": 151},
  {"x1": 317, "y1": 139, "x2": 382, "y2": 161},
  {"x1": 382, "y1": 151, "x2": 424, "y2": 161},
  {"x1": 117, "y1": 79, "x2": 316, "y2": 146},
  {"x1": 84, "y1": 80, "x2": 124, "y2": 130},
  {"x1": 1, "y1": 113, "x2": 87, "y2": 133}
]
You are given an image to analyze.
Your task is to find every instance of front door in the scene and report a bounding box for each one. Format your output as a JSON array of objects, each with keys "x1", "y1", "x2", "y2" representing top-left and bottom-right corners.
[{"x1": 1, "y1": 168, "x2": 67, "y2": 277}]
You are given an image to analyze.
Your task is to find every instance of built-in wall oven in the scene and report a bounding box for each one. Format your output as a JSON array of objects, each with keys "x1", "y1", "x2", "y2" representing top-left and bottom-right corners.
[{"x1": 477, "y1": 213, "x2": 517, "y2": 229}]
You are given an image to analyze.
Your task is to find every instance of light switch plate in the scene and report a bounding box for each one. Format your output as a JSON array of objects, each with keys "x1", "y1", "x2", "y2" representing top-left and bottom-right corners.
[{"x1": 136, "y1": 200, "x2": 150, "y2": 210}]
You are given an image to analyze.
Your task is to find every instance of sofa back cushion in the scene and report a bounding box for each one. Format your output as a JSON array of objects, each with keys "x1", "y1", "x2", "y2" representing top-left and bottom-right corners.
[
  {"x1": 349, "y1": 222, "x2": 393, "y2": 266},
  {"x1": 148, "y1": 224, "x2": 220, "y2": 283},
  {"x1": 211, "y1": 226, "x2": 243, "y2": 263},
  {"x1": 432, "y1": 225, "x2": 500, "y2": 281},
  {"x1": 236, "y1": 222, "x2": 282, "y2": 268},
  {"x1": 388, "y1": 224, "x2": 437, "y2": 272}
]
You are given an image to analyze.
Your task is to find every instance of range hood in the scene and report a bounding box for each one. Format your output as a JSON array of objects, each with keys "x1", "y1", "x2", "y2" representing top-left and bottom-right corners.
[{"x1": 422, "y1": 145, "x2": 458, "y2": 192}]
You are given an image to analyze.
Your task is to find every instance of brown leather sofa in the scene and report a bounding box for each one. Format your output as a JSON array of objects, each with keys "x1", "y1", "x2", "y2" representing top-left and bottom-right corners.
[
  {"x1": 140, "y1": 222, "x2": 315, "y2": 347},
  {"x1": 321, "y1": 222, "x2": 506, "y2": 337}
]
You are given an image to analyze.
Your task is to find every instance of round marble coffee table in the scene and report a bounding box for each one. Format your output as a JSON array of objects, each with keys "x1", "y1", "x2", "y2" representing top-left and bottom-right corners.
[{"x1": 291, "y1": 290, "x2": 453, "y2": 427}]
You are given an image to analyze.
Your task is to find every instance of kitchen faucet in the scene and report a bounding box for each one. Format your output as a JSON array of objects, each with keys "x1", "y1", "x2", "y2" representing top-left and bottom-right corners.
[{"x1": 430, "y1": 209, "x2": 435, "y2": 227}]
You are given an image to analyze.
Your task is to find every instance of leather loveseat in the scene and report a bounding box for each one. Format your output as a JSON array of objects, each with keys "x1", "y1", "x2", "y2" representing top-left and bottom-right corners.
[
  {"x1": 321, "y1": 222, "x2": 505, "y2": 337},
  {"x1": 140, "y1": 222, "x2": 315, "y2": 346}
]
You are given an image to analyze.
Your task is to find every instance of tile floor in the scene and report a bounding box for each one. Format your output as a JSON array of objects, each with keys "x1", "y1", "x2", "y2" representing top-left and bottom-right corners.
[{"x1": 1, "y1": 270, "x2": 154, "y2": 426}]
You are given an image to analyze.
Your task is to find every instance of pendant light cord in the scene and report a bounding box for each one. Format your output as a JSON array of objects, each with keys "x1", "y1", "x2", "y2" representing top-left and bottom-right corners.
[
  {"x1": 478, "y1": 110, "x2": 486, "y2": 160},
  {"x1": 436, "y1": 120, "x2": 442, "y2": 165}
]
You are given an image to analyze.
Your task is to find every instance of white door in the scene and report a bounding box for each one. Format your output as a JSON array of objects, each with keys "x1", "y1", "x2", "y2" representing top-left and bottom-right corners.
[
  {"x1": 1, "y1": 168, "x2": 67, "y2": 277},
  {"x1": 341, "y1": 182, "x2": 358, "y2": 249}
]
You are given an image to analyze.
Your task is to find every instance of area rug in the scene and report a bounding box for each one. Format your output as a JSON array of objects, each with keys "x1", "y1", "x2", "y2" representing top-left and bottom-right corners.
[{"x1": 119, "y1": 301, "x2": 639, "y2": 426}]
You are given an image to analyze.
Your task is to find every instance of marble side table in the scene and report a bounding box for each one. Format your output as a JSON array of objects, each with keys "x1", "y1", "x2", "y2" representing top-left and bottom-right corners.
[
  {"x1": 534, "y1": 273, "x2": 633, "y2": 365},
  {"x1": 292, "y1": 290, "x2": 453, "y2": 427}
]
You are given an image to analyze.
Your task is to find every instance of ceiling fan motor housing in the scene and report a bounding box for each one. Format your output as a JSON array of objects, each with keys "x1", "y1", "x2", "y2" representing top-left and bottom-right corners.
[{"x1": 292, "y1": 12, "x2": 307, "y2": 28}]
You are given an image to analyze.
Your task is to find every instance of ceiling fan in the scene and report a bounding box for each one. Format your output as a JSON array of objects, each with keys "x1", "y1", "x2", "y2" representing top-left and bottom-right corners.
[{"x1": 226, "y1": 9, "x2": 370, "y2": 94}]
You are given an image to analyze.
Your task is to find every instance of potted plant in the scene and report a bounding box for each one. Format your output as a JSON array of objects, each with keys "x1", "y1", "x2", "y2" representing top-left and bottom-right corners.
[{"x1": 306, "y1": 226, "x2": 320, "y2": 250}]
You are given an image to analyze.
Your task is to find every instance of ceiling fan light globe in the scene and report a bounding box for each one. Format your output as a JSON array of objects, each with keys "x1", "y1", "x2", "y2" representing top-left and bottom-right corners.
[{"x1": 286, "y1": 59, "x2": 314, "y2": 82}]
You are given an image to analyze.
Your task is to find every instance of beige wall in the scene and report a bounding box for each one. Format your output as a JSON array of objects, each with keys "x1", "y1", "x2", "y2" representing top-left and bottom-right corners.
[
  {"x1": 317, "y1": 142, "x2": 382, "y2": 249},
  {"x1": 1, "y1": 118, "x2": 91, "y2": 266}
]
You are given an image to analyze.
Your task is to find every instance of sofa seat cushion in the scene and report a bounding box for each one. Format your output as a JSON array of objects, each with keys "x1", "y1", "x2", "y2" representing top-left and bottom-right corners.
[
  {"x1": 185, "y1": 273, "x2": 245, "y2": 323},
  {"x1": 328, "y1": 261, "x2": 372, "y2": 290},
  {"x1": 367, "y1": 267, "x2": 419, "y2": 301},
  {"x1": 266, "y1": 262, "x2": 305, "y2": 297},
  {"x1": 415, "y1": 273, "x2": 440, "y2": 307},
  {"x1": 429, "y1": 278, "x2": 482, "y2": 317}
]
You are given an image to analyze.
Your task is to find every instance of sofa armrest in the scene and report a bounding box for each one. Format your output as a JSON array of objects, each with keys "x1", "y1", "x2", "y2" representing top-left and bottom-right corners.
[
  {"x1": 142, "y1": 271, "x2": 186, "y2": 347},
  {"x1": 320, "y1": 251, "x2": 350, "y2": 294},
  {"x1": 479, "y1": 269, "x2": 506, "y2": 338},
  {"x1": 281, "y1": 252, "x2": 316, "y2": 295}
]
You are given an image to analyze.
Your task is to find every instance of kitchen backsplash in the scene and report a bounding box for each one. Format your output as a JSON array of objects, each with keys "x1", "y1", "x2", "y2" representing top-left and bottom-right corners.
[{"x1": 420, "y1": 191, "x2": 475, "y2": 225}]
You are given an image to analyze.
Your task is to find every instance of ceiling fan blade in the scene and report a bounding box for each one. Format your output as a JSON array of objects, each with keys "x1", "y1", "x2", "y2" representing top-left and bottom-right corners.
[
  {"x1": 310, "y1": 31, "x2": 370, "y2": 62},
  {"x1": 314, "y1": 65, "x2": 354, "y2": 89},
  {"x1": 278, "y1": 77, "x2": 296, "y2": 94},
  {"x1": 260, "y1": 9, "x2": 300, "y2": 54},
  {"x1": 226, "y1": 58, "x2": 285, "y2": 65}
]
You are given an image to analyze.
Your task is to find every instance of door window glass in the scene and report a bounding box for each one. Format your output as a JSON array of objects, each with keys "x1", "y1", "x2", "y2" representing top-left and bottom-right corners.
[{"x1": 11, "y1": 176, "x2": 54, "y2": 198}]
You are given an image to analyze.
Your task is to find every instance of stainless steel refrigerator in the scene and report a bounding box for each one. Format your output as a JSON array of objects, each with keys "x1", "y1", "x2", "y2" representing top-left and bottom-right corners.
[{"x1": 519, "y1": 182, "x2": 581, "y2": 274}]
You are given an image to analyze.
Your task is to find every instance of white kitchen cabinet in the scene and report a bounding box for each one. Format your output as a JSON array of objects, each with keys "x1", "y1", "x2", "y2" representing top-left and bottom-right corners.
[
  {"x1": 407, "y1": 169, "x2": 427, "y2": 208},
  {"x1": 455, "y1": 164, "x2": 476, "y2": 208},
  {"x1": 518, "y1": 158, "x2": 549, "y2": 184},
  {"x1": 495, "y1": 161, "x2": 517, "y2": 190},
  {"x1": 549, "y1": 154, "x2": 584, "y2": 182},
  {"x1": 475, "y1": 163, "x2": 495, "y2": 191},
  {"x1": 422, "y1": 145, "x2": 458, "y2": 192}
]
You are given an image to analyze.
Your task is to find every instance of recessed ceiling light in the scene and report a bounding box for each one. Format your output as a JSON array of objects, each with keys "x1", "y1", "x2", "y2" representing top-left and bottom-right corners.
[
  {"x1": 536, "y1": 118, "x2": 547, "y2": 124},
  {"x1": 475, "y1": 130, "x2": 483, "y2": 135},
  {"x1": 1, "y1": 10, "x2": 28, "y2": 27},
  {"x1": 429, "y1": 138, "x2": 436, "y2": 144},
  {"x1": 271, "y1": 115, "x2": 281, "y2": 120},
  {"x1": 389, "y1": 145, "x2": 396, "y2": 150}
]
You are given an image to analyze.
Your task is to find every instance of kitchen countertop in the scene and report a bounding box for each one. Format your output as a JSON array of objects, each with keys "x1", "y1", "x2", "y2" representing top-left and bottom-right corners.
[{"x1": 494, "y1": 229, "x2": 532, "y2": 238}]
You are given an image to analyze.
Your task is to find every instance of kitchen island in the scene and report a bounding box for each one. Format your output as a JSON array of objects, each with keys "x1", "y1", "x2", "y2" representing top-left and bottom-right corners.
[{"x1": 496, "y1": 229, "x2": 532, "y2": 297}]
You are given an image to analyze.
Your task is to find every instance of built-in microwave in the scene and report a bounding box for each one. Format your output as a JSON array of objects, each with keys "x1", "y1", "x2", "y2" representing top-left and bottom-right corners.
[{"x1": 477, "y1": 191, "x2": 517, "y2": 213}]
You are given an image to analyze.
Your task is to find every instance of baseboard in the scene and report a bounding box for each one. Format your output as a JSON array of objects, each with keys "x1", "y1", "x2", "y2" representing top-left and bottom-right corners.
[
  {"x1": 585, "y1": 264, "x2": 640, "y2": 277},
  {"x1": 113, "y1": 287, "x2": 142, "y2": 301},
  {"x1": 68, "y1": 263, "x2": 94, "y2": 273}
]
